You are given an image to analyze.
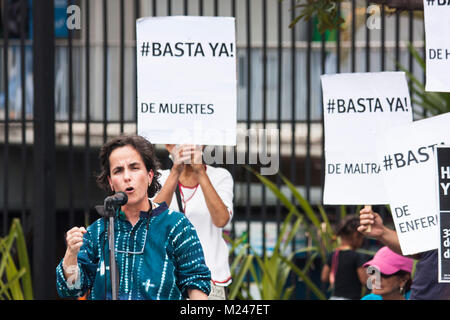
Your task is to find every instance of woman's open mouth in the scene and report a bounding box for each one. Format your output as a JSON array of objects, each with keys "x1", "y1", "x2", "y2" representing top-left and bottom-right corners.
[{"x1": 125, "y1": 187, "x2": 135, "y2": 193}]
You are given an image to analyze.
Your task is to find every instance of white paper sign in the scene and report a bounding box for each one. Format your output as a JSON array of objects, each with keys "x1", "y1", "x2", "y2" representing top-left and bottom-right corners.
[
  {"x1": 423, "y1": 0, "x2": 450, "y2": 92},
  {"x1": 136, "y1": 16, "x2": 237, "y2": 146},
  {"x1": 321, "y1": 72, "x2": 413, "y2": 205},
  {"x1": 377, "y1": 113, "x2": 450, "y2": 255}
]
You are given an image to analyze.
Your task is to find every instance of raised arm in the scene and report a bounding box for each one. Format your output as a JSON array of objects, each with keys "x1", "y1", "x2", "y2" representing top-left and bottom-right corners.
[
  {"x1": 62, "y1": 226, "x2": 87, "y2": 282},
  {"x1": 56, "y1": 225, "x2": 96, "y2": 298},
  {"x1": 153, "y1": 145, "x2": 190, "y2": 206},
  {"x1": 194, "y1": 168, "x2": 232, "y2": 228},
  {"x1": 358, "y1": 206, "x2": 403, "y2": 255}
]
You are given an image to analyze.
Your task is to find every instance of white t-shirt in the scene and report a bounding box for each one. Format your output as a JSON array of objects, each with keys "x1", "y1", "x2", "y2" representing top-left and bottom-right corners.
[{"x1": 155, "y1": 165, "x2": 233, "y2": 286}]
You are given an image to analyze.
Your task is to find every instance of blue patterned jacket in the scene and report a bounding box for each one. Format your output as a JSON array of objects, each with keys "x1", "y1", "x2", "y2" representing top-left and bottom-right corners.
[{"x1": 56, "y1": 202, "x2": 211, "y2": 300}]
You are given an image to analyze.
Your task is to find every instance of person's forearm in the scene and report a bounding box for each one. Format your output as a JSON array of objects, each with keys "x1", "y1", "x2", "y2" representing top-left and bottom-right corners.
[
  {"x1": 153, "y1": 169, "x2": 181, "y2": 206},
  {"x1": 377, "y1": 226, "x2": 403, "y2": 255},
  {"x1": 320, "y1": 265, "x2": 330, "y2": 283},
  {"x1": 188, "y1": 289, "x2": 208, "y2": 300},
  {"x1": 196, "y1": 170, "x2": 230, "y2": 228},
  {"x1": 62, "y1": 250, "x2": 79, "y2": 281}
]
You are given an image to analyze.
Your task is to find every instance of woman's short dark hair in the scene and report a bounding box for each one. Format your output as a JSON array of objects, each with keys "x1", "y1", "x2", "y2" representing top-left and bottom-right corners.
[
  {"x1": 383, "y1": 270, "x2": 412, "y2": 294},
  {"x1": 96, "y1": 134, "x2": 162, "y2": 198},
  {"x1": 337, "y1": 214, "x2": 360, "y2": 237},
  {"x1": 395, "y1": 270, "x2": 412, "y2": 293}
]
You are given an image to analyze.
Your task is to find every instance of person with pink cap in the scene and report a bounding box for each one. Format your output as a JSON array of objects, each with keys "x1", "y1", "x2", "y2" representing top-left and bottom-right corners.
[
  {"x1": 362, "y1": 246, "x2": 414, "y2": 300},
  {"x1": 359, "y1": 206, "x2": 450, "y2": 299}
]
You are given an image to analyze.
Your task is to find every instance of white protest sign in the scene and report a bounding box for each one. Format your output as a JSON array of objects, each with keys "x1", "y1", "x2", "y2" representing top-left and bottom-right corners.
[
  {"x1": 321, "y1": 72, "x2": 413, "y2": 205},
  {"x1": 377, "y1": 113, "x2": 450, "y2": 255},
  {"x1": 423, "y1": 0, "x2": 450, "y2": 92},
  {"x1": 136, "y1": 16, "x2": 237, "y2": 146}
]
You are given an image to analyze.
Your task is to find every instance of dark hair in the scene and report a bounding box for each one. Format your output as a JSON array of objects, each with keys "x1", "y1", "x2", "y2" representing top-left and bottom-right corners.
[
  {"x1": 397, "y1": 270, "x2": 412, "y2": 294},
  {"x1": 96, "y1": 134, "x2": 162, "y2": 198},
  {"x1": 337, "y1": 214, "x2": 360, "y2": 237},
  {"x1": 381, "y1": 270, "x2": 412, "y2": 294}
]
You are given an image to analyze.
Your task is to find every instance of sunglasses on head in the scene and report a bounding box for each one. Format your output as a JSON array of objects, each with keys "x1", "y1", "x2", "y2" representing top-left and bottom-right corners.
[
  {"x1": 380, "y1": 269, "x2": 410, "y2": 278},
  {"x1": 380, "y1": 272, "x2": 397, "y2": 278}
]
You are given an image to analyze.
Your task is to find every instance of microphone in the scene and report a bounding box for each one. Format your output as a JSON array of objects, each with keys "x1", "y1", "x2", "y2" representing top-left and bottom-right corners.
[
  {"x1": 95, "y1": 192, "x2": 128, "y2": 218},
  {"x1": 104, "y1": 191, "x2": 128, "y2": 207}
]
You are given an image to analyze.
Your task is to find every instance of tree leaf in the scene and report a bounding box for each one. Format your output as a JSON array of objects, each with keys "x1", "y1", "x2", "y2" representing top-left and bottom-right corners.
[
  {"x1": 228, "y1": 254, "x2": 254, "y2": 300},
  {"x1": 280, "y1": 255, "x2": 326, "y2": 300},
  {"x1": 11, "y1": 219, "x2": 33, "y2": 300}
]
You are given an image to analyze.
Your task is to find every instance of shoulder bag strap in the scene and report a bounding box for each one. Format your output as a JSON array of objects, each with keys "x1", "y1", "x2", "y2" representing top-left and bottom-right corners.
[
  {"x1": 330, "y1": 249, "x2": 340, "y2": 287},
  {"x1": 169, "y1": 154, "x2": 185, "y2": 214},
  {"x1": 175, "y1": 184, "x2": 184, "y2": 213}
]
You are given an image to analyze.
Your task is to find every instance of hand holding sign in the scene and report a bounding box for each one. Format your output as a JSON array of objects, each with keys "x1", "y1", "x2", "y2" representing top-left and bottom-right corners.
[
  {"x1": 168, "y1": 144, "x2": 195, "y2": 173},
  {"x1": 190, "y1": 145, "x2": 205, "y2": 174},
  {"x1": 358, "y1": 206, "x2": 385, "y2": 239},
  {"x1": 168, "y1": 144, "x2": 204, "y2": 172},
  {"x1": 363, "y1": 205, "x2": 372, "y2": 233}
]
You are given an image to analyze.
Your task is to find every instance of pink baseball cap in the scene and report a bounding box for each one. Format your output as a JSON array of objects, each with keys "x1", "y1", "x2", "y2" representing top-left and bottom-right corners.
[{"x1": 363, "y1": 246, "x2": 413, "y2": 275}]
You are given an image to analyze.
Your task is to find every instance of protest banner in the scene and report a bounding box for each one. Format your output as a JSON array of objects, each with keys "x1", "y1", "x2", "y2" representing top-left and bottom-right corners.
[
  {"x1": 376, "y1": 113, "x2": 450, "y2": 255},
  {"x1": 423, "y1": 0, "x2": 450, "y2": 92},
  {"x1": 321, "y1": 72, "x2": 412, "y2": 205},
  {"x1": 136, "y1": 16, "x2": 237, "y2": 146},
  {"x1": 436, "y1": 146, "x2": 450, "y2": 282}
]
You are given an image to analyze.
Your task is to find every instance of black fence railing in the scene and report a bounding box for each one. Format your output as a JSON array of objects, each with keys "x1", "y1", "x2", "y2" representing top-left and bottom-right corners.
[{"x1": 0, "y1": 0, "x2": 426, "y2": 299}]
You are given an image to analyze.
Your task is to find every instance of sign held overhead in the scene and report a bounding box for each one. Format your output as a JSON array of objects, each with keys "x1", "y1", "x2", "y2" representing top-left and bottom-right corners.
[
  {"x1": 136, "y1": 16, "x2": 237, "y2": 146},
  {"x1": 321, "y1": 72, "x2": 413, "y2": 205},
  {"x1": 423, "y1": 0, "x2": 450, "y2": 92},
  {"x1": 376, "y1": 113, "x2": 450, "y2": 255}
]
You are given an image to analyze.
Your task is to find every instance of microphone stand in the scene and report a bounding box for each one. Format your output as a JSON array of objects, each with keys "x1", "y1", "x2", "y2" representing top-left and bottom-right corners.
[
  {"x1": 104, "y1": 200, "x2": 118, "y2": 300},
  {"x1": 96, "y1": 192, "x2": 127, "y2": 300}
]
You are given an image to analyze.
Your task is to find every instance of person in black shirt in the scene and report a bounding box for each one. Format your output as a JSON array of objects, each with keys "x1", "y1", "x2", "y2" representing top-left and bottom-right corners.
[{"x1": 321, "y1": 215, "x2": 369, "y2": 300}]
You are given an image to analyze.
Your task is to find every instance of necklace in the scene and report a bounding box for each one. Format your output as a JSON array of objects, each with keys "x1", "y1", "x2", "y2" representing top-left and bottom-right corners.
[{"x1": 178, "y1": 182, "x2": 199, "y2": 213}]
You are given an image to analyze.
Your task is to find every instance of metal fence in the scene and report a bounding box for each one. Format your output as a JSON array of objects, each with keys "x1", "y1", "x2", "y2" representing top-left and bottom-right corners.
[{"x1": 0, "y1": 0, "x2": 426, "y2": 299}]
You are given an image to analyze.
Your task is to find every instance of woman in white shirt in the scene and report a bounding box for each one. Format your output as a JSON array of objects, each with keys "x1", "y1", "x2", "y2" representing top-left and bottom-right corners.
[{"x1": 153, "y1": 144, "x2": 234, "y2": 300}]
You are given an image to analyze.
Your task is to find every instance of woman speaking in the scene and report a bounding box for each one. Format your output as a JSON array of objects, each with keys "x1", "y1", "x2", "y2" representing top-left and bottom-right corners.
[{"x1": 56, "y1": 134, "x2": 211, "y2": 300}]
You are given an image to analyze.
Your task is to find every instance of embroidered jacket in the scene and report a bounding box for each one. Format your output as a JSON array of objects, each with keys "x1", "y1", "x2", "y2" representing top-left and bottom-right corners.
[{"x1": 56, "y1": 202, "x2": 211, "y2": 300}]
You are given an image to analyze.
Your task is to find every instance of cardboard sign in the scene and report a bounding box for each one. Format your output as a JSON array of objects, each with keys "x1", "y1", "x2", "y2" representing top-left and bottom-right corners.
[
  {"x1": 436, "y1": 146, "x2": 450, "y2": 282},
  {"x1": 377, "y1": 113, "x2": 450, "y2": 255},
  {"x1": 423, "y1": 0, "x2": 450, "y2": 92},
  {"x1": 136, "y1": 16, "x2": 237, "y2": 146},
  {"x1": 321, "y1": 72, "x2": 412, "y2": 205}
]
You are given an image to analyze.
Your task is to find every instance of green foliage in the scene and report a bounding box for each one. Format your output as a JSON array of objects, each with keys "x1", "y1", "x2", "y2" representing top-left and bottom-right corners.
[
  {"x1": 226, "y1": 209, "x2": 325, "y2": 300},
  {"x1": 0, "y1": 219, "x2": 33, "y2": 300},
  {"x1": 284, "y1": 0, "x2": 345, "y2": 33},
  {"x1": 226, "y1": 166, "x2": 353, "y2": 300},
  {"x1": 398, "y1": 43, "x2": 450, "y2": 117}
]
